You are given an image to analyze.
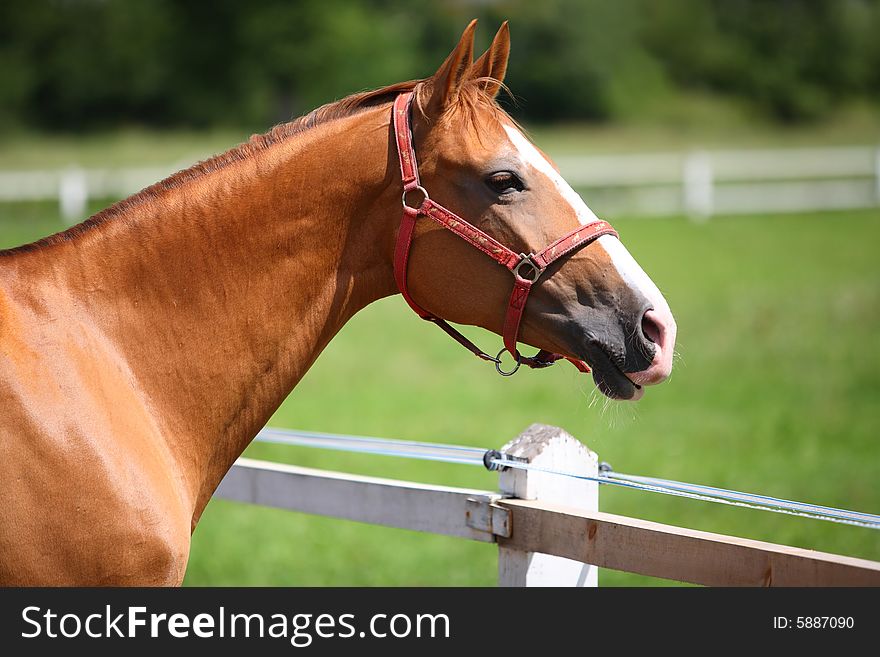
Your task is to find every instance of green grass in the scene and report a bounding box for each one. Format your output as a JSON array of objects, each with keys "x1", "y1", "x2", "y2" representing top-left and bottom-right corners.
[
  {"x1": 1, "y1": 98, "x2": 877, "y2": 171},
  {"x1": 529, "y1": 97, "x2": 880, "y2": 155},
  {"x1": 0, "y1": 128, "x2": 245, "y2": 169},
  {"x1": 2, "y1": 199, "x2": 877, "y2": 586}
]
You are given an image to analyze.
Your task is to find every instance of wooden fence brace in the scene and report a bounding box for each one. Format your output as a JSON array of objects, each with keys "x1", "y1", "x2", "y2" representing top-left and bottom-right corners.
[{"x1": 497, "y1": 423, "x2": 600, "y2": 587}]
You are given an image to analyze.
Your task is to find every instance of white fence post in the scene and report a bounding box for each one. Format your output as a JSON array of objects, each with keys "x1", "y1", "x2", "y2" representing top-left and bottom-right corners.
[
  {"x1": 59, "y1": 167, "x2": 88, "y2": 224},
  {"x1": 497, "y1": 424, "x2": 599, "y2": 587},
  {"x1": 683, "y1": 151, "x2": 713, "y2": 221},
  {"x1": 874, "y1": 147, "x2": 880, "y2": 205}
]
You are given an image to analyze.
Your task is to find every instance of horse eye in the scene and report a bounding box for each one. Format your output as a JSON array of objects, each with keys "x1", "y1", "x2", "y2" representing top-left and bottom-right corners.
[{"x1": 486, "y1": 171, "x2": 524, "y2": 194}]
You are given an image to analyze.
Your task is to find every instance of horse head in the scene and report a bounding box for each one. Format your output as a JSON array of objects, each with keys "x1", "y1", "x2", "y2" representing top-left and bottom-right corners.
[{"x1": 399, "y1": 21, "x2": 676, "y2": 400}]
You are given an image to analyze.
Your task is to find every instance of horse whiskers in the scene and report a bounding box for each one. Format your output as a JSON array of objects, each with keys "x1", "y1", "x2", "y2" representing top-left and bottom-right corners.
[
  {"x1": 600, "y1": 395, "x2": 618, "y2": 426},
  {"x1": 672, "y1": 348, "x2": 685, "y2": 366},
  {"x1": 587, "y1": 386, "x2": 602, "y2": 410}
]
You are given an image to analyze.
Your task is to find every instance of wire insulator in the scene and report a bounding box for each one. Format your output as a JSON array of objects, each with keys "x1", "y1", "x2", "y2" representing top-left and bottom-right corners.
[{"x1": 483, "y1": 449, "x2": 504, "y2": 471}]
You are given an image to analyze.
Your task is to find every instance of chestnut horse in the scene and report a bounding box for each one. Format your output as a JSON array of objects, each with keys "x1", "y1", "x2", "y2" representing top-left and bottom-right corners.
[{"x1": 0, "y1": 21, "x2": 675, "y2": 584}]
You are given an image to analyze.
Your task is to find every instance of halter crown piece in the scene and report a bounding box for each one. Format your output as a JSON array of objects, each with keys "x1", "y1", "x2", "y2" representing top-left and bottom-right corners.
[{"x1": 391, "y1": 91, "x2": 618, "y2": 376}]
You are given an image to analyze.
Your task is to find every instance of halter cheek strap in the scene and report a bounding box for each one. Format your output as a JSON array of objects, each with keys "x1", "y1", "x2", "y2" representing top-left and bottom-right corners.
[{"x1": 392, "y1": 91, "x2": 618, "y2": 376}]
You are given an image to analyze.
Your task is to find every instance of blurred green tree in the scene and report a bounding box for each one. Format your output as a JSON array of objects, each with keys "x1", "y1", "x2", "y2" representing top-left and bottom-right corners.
[
  {"x1": 0, "y1": 0, "x2": 877, "y2": 131},
  {"x1": 642, "y1": 0, "x2": 880, "y2": 121}
]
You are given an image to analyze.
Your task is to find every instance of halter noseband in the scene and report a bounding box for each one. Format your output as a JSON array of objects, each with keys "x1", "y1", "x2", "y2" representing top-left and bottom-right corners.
[{"x1": 392, "y1": 91, "x2": 618, "y2": 376}]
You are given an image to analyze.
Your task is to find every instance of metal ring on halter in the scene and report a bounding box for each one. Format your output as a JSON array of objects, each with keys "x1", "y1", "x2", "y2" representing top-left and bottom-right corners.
[
  {"x1": 512, "y1": 254, "x2": 543, "y2": 283},
  {"x1": 494, "y1": 348, "x2": 522, "y2": 376},
  {"x1": 402, "y1": 185, "x2": 430, "y2": 212}
]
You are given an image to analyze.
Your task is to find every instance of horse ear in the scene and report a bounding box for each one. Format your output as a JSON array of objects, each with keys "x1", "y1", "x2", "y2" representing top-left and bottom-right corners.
[
  {"x1": 423, "y1": 19, "x2": 478, "y2": 118},
  {"x1": 471, "y1": 21, "x2": 510, "y2": 99}
]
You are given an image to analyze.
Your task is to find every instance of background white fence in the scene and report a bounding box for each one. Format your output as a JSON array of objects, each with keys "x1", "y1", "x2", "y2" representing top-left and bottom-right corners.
[
  {"x1": 0, "y1": 164, "x2": 179, "y2": 223},
  {"x1": 1, "y1": 146, "x2": 878, "y2": 223},
  {"x1": 556, "y1": 145, "x2": 880, "y2": 219}
]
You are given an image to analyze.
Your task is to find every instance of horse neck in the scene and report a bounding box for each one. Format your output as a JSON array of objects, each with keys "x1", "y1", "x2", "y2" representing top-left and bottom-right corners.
[{"x1": 19, "y1": 106, "x2": 400, "y2": 520}]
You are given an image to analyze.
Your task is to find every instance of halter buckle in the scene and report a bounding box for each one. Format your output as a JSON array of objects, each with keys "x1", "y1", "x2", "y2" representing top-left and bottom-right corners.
[
  {"x1": 402, "y1": 185, "x2": 429, "y2": 212},
  {"x1": 513, "y1": 254, "x2": 543, "y2": 283}
]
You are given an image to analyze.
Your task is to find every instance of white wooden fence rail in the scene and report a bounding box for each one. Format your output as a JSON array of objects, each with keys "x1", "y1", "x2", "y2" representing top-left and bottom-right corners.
[
  {"x1": 216, "y1": 457, "x2": 505, "y2": 543},
  {"x1": 213, "y1": 424, "x2": 880, "y2": 587},
  {"x1": 555, "y1": 145, "x2": 880, "y2": 219},
  {"x1": 1, "y1": 146, "x2": 878, "y2": 222}
]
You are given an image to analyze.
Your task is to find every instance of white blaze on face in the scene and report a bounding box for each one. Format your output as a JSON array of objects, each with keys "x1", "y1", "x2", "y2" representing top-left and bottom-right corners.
[
  {"x1": 596, "y1": 235, "x2": 672, "y2": 317},
  {"x1": 502, "y1": 124, "x2": 671, "y2": 317},
  {"x1": 503, "y1": 125, "x2": 600, "y2": 225}
]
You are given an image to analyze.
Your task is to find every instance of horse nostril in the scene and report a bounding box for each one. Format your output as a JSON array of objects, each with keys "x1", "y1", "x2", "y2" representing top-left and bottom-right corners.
[
  {"x1": 628, "y1": 307, "x2": 676, "y2": 386},
  {"x1": 641, "y1": 309, "x2": 662, "y2": 346}
]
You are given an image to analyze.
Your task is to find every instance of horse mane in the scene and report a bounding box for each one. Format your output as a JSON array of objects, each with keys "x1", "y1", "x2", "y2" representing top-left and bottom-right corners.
[{"x1": 1, "y1": 77, "x2": 505, "y2": 256}]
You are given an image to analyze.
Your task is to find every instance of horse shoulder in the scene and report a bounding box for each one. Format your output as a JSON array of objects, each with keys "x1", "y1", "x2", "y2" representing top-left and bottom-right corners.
[{"x1": 0, "y1": 271, "x2": 192, "y2": 585}]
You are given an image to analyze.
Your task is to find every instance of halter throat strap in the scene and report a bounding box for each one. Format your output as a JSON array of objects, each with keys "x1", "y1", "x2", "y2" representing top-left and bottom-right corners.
[{"x1": 391, "y1": 91, "x2": 618, "y2": 376}]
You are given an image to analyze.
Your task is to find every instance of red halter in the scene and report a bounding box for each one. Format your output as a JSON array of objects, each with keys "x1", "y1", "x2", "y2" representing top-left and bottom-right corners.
[{"x1": 392, "y1": 91, "x2": 618, "y2": 376}]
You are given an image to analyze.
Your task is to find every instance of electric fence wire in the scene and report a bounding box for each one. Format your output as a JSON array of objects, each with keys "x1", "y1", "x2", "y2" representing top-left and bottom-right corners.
[{"x1": 254, "y1": 427, "x2": 880, "y2": 530}]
